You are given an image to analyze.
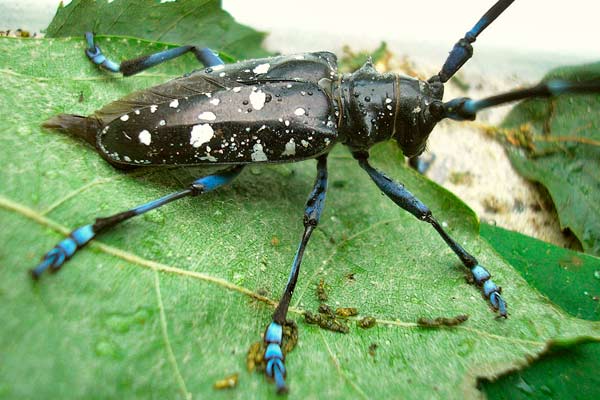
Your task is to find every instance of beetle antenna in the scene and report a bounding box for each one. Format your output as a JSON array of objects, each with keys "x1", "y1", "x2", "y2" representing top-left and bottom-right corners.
[
  {"x1": 433, "y1": 79, "x2": 600, "y2": 121},
  {"x1": 431, "y1": 0, "x2": 515, "y2": 83}
]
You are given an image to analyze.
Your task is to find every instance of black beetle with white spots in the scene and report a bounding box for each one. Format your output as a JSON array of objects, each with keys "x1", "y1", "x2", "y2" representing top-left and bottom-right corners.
[{"x1": 36, "y1": 0, "x2": 600, "y2": 394}]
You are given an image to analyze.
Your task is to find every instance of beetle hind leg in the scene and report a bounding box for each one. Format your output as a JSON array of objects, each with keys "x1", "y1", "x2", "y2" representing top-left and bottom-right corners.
[
  {"x1": 30, "y1": 167, "x2": 243, "y2": 279},
  {"x1": 262, "y1": 155, "x2": 328, "y2": 394},
  {"x1": 84, "y1": 32, "x2": 224, "y2": 76}
]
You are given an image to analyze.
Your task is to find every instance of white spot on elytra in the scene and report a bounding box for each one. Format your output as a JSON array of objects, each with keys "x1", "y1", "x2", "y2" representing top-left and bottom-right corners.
[
  {"x1": 294, "y1": 108, "x2": 305, "y2": 116},
  {"x1": 249, "y1": 89, "x2": 266, "y2": 110},
  {"x1": 198, "y1": 111, "x2": 216, "y2": 121},
  {"x1": 219, "y1": 72, "x2": 226, "y2": 77},
  {"x1": 159, "y1": 120, "x2": 166, "y2": 126},
  {"x1": 282, "y1": 138, "x2": 296, "y2": 156},
  {"x1": 233, "y1": 87, "x2": 242, "y2": 93},
  {"x1": 210, "y1": 98, "x2": 220, "y2": 106},
  {"x1": 251, "y1": 143, "x2": 268, "y2": 161},
  {"x1": 169, "y1": 99, "x2": 179, "y2": 108},
  {"x1": 412, "y1": 106, "x2": 422, "y2": 113},
  {"x1": 134, "y1": 109, "x2": 140, "y2": 115},
  {"x1": 385, "y1": 98, "x2": 393, "y2": 104},
  {"x1": 253, "y1": 63, "x2": 270, "y2": 74},
  {"x1": 301, "y1": 140, "x2": 309, "y2": 148},
  {"x1": 150, "y1": 105, "x2": 158, "y2": 113},
  {"x1": 120, "y1": 114, "x2": 129, "y2": 121},
  {"x1": 138, "y1": 130, "x2": 151, "y2": 145},
  {"x1": 284, "y1": 120, "x2": 290, "y2": 126},
  {"x1": 190, "y1": 124, "x2": 214, "y2": 148}
]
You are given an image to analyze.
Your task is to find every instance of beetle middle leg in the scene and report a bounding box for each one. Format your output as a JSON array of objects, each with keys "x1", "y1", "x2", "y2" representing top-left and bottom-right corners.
[
  {"x1": 263, "y1": 155, "x2": 328, "y2": 394},
  {"x1": 84, "y1": 32, "x2": 223, "y2": 75},
  {"x1": 354, "y1": 152, "x2": 507, "y2": 317},
  {"x1": 30, "y1": 167, "x2": 243, "y2": 279}
]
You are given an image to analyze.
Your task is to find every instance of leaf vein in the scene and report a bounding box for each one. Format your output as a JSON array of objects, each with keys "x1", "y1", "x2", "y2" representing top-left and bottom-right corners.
[{"x1": 154, "y1": 269, "x2": 191, "y2": 400}]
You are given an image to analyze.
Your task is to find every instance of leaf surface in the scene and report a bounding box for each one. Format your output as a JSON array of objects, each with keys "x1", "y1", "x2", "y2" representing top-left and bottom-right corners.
[
  {"x1": 0, "y1": 37, "x2": 599, "y2": 400},
  {"x1": 45, "y1": 0, "x2": 270, "y2": 60},
  {"x1": 499, "y1": 62, "x2": 600, "y2": 255},
  {"x1": 480, "y1": 224, "x2": 600, "y2": 400}
]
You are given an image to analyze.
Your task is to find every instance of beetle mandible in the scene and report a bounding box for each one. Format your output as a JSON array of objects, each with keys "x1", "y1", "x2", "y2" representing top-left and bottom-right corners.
[{"x1": 34, "y1": 0, "x2": 600, "y2": 393}]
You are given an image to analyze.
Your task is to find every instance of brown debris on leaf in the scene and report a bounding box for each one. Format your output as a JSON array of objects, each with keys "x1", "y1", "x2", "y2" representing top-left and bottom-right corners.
[{"x1": 417, "y1": 314, "x2": 469, "y2": 328}]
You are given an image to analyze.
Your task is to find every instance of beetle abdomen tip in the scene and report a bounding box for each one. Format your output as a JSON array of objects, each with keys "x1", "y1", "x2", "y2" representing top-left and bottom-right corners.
[{"x1": 42, "y1": 114, "x2": 100, "y2": 146}]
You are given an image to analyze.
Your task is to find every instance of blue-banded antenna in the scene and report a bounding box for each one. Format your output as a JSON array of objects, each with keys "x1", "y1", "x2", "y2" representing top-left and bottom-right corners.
[{"x1": 434, "y1": 0, "x2": 515, "y2": 83}]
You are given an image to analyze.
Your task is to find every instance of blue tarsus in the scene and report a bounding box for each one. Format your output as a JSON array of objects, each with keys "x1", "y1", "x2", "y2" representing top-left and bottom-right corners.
[
  {"x1": 471, "y1": 264, "x2": 507, "y2": 317},
  {"x1": 264, "y1": 322, "x2": 288, "y2": 394},
  {"x1": 85, "y1": 32, "x2": 120, "y2": 72},
  {"x1": 30, "y1": 224, "x2": 95, "y2": 279}
]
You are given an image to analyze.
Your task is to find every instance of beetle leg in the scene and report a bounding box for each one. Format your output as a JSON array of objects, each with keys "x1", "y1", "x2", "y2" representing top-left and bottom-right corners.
[
  {"x1": 264, "y1": 155, "x2": 328, "y2": 394},
  {"x1": 354, "y1": 153, "x2": 507, "y2": 317},
  {"x1": 84, "y1": 32, "x2": 223, "y2": 76},
  {"x1": 30, "y1": 167, "x2": 243, "y2": 279}
]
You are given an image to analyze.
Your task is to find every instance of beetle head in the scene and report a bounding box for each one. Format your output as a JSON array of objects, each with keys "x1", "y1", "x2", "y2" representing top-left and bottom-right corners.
[{"x1": 392, "y1": 76, "x2": 444, "y2": 158}]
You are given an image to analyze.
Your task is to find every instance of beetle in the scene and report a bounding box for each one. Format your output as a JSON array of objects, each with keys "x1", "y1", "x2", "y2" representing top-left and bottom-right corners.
[{"x1": 33, "y1": 0, "x2": 600, "y2": 393}]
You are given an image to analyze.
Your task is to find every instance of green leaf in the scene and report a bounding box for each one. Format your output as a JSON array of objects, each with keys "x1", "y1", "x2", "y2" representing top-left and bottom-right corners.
[
  {"x1": 479, "y1": 224, "x2": 600, "y2": 399},
  {"x1": 1, "y1": 37, "x2": 599, "y2": 400},
  {"x1": 45, "y1": 0, "x2": 271, "y2": 60},
  {"x1": 499, "y1": 62, "x2": 600, "y2": 256},
  {"x1": 485, "y1": 341, "x2": 600, "y2": 400},
  {"x1": 338, "y1": 41, "x2": 390, "y2": 73},
  {"x1": 481, "y1": 224, "x2": 600, "y2": 321}
]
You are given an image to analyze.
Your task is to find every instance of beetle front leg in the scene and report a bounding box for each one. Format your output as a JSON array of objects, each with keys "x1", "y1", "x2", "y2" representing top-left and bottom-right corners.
[
  {"x1": 84, "y1": 32, "x2": 223, "y2": 75},
  {"x1": 354, "y1": 152, "x2": 507, "y2": 317},
  {"x1": 263, "y1": 155, "x2": 328, "y2": 394}
]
